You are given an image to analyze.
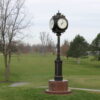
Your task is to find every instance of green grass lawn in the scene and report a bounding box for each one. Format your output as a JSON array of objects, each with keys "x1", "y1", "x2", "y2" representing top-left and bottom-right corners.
[
  {"x1": 0, "y1": 87, "x2": 100, "y2": 100},
  {"x1": 0, "y1": 53, "x2": 100, "y2": 100}
]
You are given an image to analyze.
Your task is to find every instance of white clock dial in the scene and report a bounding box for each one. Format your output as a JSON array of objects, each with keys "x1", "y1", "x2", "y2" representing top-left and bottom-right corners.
[
  {"x1": 57, "y1": 18, "x2": 67, "y2": 29},
  {"x1": 49, "y1": 18, "x2": 54, "y2": 29}
]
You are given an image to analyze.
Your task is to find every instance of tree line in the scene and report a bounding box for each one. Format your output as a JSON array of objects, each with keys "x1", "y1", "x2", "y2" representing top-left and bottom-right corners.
[
  {"x1": 67, "y1": 33, "x2": 100, "y2": 61},
  {"x1": 1, "y1": 32, "x2": 99, "y2": 60}
]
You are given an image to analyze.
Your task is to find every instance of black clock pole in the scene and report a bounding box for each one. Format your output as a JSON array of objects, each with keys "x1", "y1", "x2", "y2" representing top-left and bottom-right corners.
[
  {"x1": 45, "y1": 11, "x2": 71, "y2": 94},
  {"x1": 55, "y1": 33, "x2": 63, "y2": 81}
]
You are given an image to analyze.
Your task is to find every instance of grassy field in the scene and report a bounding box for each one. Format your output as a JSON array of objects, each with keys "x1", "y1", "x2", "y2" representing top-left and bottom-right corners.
[
  {"x1": 0, "y1": 54, "x2": 100, "y2": 100},
  {"x1": 0, "y1": 88, "x2": 100, "y2": 100}
]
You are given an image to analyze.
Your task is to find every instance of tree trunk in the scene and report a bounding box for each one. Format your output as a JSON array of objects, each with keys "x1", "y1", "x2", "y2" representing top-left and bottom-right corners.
[
  {"x1": 5, "y1": 63, "x2": 10, "y2": 81},
  {"x1": 4, "y1": 53, "x2": 11, "y2": 82},
  {"x1": 98, "y1": 56, "x2": 100, "y2": 61},
  {"x1": 98, "y1": 51, "x2": 100, "y2": 61},
  {"x1": 77, "y1": 58, "x2": 80, "y2": 64}
]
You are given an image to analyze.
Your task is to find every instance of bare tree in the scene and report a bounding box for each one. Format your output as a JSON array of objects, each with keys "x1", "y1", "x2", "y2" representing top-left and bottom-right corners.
[
  {"x1": 39, "y1": 32, "x2": 55, "y2": 55},
  {"x1": 46, "y1": 33, "x2": 55, "y2": 54},
  {"x1": 0, "y1": 0, "x2": 28, "y2": 81},
  {"x1": 61, "y1": 40, "x2": 70, "y2": 57},
  {"x1": 39, "y1": 32, "x2": 47, "y2": 55}
]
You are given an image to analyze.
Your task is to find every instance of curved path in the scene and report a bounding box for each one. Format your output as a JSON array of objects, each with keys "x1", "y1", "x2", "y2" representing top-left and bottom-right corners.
[
  {"x1": 9, "y1": 83, "x2": 100, "y2": 92},
  {"x1": 70, "y1": 87, "x2": 100, "y2": 92},
  {"x1": 9, "y1": 82, "x2": 30, "y2": 87}
]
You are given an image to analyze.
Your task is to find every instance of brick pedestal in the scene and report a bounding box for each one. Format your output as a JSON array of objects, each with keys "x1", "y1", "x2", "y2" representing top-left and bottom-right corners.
[{"x1": 45, "y1": 80, "x2": 71, "y2": 94}]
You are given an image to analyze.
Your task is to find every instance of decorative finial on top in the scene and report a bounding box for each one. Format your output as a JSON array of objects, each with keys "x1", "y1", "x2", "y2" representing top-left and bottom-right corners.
[
  {"x1": 57, "y1": 10, "x2": 61, "y2": 15},
  {"x1": 58, "y1": 10, "x2": 60, "y2": 13}
]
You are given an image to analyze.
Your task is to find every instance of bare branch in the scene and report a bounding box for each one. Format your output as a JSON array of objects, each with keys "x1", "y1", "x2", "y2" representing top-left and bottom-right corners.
[{"x1": 0, "y1": 0, "x2": 29, "y2": 81}]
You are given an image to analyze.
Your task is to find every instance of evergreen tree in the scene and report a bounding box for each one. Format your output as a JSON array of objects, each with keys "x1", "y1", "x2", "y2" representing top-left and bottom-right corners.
[
  {"x1": 68, "y1": 35, "x2": 89, "y2": 58},
  {"x1": 91, "y1": 33, "x2": 100, "y2": 61}
]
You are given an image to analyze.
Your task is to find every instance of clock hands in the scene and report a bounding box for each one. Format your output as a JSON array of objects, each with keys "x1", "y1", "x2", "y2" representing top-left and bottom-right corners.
[{"x1": 61, "y1": 20, "x2": 64, "y2": 25}]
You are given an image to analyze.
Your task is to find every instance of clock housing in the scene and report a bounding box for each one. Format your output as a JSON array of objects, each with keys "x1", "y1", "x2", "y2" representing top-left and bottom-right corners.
[{"x1": 49, "y1": 12, "x2": 68, "y2": 35}]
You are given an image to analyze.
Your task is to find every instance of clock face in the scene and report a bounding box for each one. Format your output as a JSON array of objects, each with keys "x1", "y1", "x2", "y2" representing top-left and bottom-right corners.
[
  {"x1": 57, "y1": 18, "x2": 67, "y2": 29},
  {"x1": 49, "y1": 18, "x2": 54, "y2": 29}
]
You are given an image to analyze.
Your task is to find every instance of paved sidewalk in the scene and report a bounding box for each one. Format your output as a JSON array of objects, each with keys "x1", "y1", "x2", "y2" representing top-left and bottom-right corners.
[
  {"x1": 9, "y1": 83, "x2": 100, "y2": 92},
  {"x1": 70, "y1": 87, "x2": 100, "y2": 92},
  {"x1": 37, "y1": 86, "x2": 100, "y2": 92},
  {"x1": 9, "y1": 82, "x2": 30, "y2": 87}
]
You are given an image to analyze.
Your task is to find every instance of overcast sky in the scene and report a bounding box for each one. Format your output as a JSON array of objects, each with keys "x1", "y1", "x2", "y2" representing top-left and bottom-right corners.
[{"x1": 22, "y1": 0, "x2": 100, "y2": 45}]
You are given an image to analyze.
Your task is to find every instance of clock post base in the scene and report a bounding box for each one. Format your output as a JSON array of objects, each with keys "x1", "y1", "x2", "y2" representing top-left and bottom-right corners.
[{"x1": 45, "y1": 80, "x2": 71, "y2": 94}]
